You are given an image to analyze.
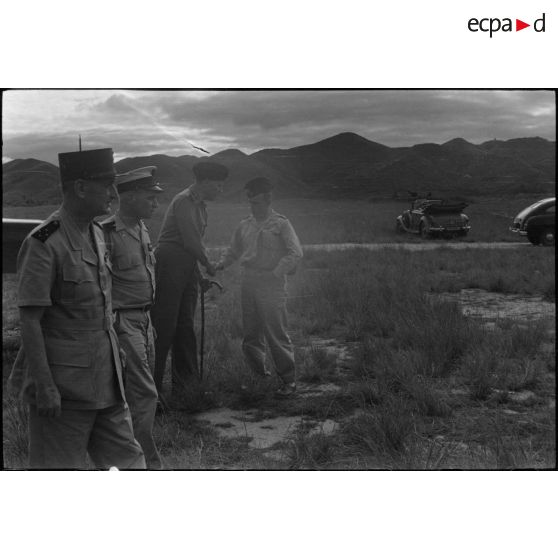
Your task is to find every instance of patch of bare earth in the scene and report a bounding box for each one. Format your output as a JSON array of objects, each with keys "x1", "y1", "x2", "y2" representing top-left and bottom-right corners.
[
  {"x1": 434, "y1": 288, "x2": 555, "y2": 328},
  {"x1": 193, "y1": 337, "x2": 358, "y2": 462},
  {"x1": 193, "y1": 288, "x2": 554, "y2": 467}
]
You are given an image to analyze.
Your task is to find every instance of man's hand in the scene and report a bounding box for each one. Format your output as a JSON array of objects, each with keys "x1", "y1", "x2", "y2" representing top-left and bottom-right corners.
[
  {"x1": 200, "y1": 277, "x2": 224, "y2": 293},
  {"x1": 199, "y1": 277, "x2": 213, "y2": 293},
  {"x1": 204, "y1": 262, "x2": 216, "y2": 277},
  {"x1": 35, "y1": 381, "x2": 61, "y2": 417},
  {"x1": 215, "y1": 261, "x2": 225, "y2": 272},
  {"x1": 119, "y1": 348, "x2": 127, "y2": 370}
]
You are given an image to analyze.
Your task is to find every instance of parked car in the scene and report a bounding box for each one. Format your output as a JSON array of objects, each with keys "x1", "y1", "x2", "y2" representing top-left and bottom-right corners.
[
  {"x1": 396, "y1": 198, "x2": 471, "y2": 239},
  {"x1": 2, "y1": 218, "x2": 43, "y2": 273},
  {"x1": 510, "y1": 197, "x2": 555, "y2": 246}
]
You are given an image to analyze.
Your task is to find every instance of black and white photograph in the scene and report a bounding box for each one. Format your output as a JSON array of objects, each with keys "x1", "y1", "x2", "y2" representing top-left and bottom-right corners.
[
  {"x1": 1, "y1": 1, "x2": 556, "y2": 556},
  {"x1": 2, "y1": 89, "x2": 555, "y2": 471}
]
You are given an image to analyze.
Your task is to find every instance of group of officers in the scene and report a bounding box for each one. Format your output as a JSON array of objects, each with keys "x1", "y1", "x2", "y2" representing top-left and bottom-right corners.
[{"x1": 8, "y1": 147, "x2": 303, "y2": 470}]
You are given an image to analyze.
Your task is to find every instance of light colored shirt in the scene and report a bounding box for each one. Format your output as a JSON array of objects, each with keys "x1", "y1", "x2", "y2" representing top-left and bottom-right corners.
[
  {"x1": 156, "y1": 186, "x2": 209, "y2": 267},
  {"x1": 9, "y1": 207, "x2": 124, "y2": 410},
  {"x1": 220, "y1": 210, "x2": 303, "y2": 277},
  {"x1": 102, "y1": 214, "x2": 156, "y2": 309}
]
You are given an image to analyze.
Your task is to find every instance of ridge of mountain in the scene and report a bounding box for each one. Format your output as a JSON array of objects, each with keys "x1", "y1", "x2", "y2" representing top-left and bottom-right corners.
[{"x1": 3, "y1": 134, "x2": 555, "y2": 206}]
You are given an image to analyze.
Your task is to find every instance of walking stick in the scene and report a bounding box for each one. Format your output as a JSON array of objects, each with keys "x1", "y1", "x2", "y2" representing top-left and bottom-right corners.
[{"x1": 199, "y1": 278, "x2": 223, "y2": 381}]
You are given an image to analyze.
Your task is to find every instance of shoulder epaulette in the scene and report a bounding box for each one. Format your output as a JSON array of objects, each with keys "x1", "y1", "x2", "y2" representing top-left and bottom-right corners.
[
  {"x1": 274, "y1": 213, "x2": 287, "y2": 220},
  {"x1": 31, "y1": 220, "x2": 60, "y2": 243}
]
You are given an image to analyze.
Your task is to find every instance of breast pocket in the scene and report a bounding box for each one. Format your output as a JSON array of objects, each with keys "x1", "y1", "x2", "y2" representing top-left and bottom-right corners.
[
  {"x1": 46, "y1": 338, "x2": 94, "y2": 402},
  {"x1": 260, "y1": 228, "x2": 283, "y2": 250},
  {"x1": 60, "y1": 264, "x2": 96, "y2": 303},
  {"x1": 115, "y1": 253, "x2": 142, "y2": 270}
]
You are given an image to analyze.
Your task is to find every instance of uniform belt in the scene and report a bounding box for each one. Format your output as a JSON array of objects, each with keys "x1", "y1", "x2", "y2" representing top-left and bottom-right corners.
[
  {"x1": 42, "y1": 316, "x2": 113, "y2": 331},
  {"x1": 115, "y1": 305, "x2": 151, "y2": 313}
]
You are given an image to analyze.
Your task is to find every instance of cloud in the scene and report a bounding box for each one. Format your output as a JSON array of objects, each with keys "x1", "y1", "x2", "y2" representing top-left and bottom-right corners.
[
  {"x1": 148, "y1": 90, "x2": 557, "y2": 148},
  {"x1": 2, "y1": 90, "x2": 555, "y2": 164}
]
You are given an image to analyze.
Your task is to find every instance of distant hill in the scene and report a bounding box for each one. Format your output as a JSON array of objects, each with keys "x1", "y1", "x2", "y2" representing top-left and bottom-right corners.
[
  {"x1": 3, "y1": 134, "x2": 555, "y2": 206},
  {"x1": 115, "y1": 149, "x2": 307, "y2": 203},
  {"x1": 3, "y1": 159, "x2": 61, "y2": 205},
  {"x1": 253, "y1": 133, "x2": 393, "y2": 196},
  {"x1": 253, "y1": 134, "x2": 555, "y2": 198}
]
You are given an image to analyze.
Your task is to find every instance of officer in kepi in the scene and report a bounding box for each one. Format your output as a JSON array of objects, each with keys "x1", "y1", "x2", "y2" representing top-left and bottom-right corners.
[
  {"x1": 8, "y1": 147, "x2": 146, "y2": 469},
  {"x1": 101, "y1": 166, "x2": 164, "y2": 469},
  {"x1": 216, "y1": 177, "x2": 303, "y2": 396}
]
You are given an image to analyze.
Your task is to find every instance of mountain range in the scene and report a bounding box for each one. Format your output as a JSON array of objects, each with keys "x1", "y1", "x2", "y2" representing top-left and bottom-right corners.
[{"x1": 3, "y1": 133, "x2": 555, "y2": 206}]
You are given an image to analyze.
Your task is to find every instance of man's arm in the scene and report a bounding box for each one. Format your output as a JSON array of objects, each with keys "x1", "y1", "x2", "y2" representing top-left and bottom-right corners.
[
  {"x1": 216, "y1": 225, "x2": 243, "y2": 271},
  {"x1": 16, "y1": 235, "x2": 61, "y2": 416},
  {"x1": 174, "y1": 196, "x2": 212, "y2": 270},
  {"x1": 272, "y1": 219, "x2": 303, "y2": 278},
  {"x1": 20, "y1": 306, "x2": 61, "y2": 417}
]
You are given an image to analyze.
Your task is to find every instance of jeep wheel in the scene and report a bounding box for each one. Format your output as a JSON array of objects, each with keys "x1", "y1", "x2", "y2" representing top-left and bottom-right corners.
[
  {"x1": 540, "y1": 228, "x2": 555, "y2": 247},
  {"x1": 420, "y1": 222, "x2": 430, "y2": 239}
]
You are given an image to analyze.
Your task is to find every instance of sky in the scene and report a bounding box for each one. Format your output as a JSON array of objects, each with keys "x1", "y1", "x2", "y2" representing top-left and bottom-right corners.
[{"x1": 2, "y1": 89, "x2": 555, "y2": 165}]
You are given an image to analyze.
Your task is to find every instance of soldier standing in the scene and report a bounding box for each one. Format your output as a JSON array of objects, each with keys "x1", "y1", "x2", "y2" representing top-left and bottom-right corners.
[
  {"x1": 216, "y1": 177, "x2": 303, "y2": 395},
  {"x1": 101, "y1": 166, "x2": 163, "y2": 469},
  {"x1": 8, "y1": 148, "x2": 146, "y2": 469},
  {"x1": 151, "y1": 161, "x2": 229, "y2": 402}
]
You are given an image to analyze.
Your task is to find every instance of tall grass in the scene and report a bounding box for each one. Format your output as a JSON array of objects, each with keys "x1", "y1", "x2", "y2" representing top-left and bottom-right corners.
[
  {"x1": 2, "y1": 395, "x2": 29, "y2": 468},
  {"x1": 2, "y1": 240, "x2": 554, "y2": 469}
]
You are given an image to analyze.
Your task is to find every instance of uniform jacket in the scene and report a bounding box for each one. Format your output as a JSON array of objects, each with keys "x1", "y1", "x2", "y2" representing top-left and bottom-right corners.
[
  {"x1": 8, "y1": 208, "x2": 126, "y2": 410},
  {"x1": 156, "y1": 187, "x2": 209, "y2": 267},
  {"x1": 220, "y1": 210, "x2": 303, "y2": 277},
  {"x1": 101, "y1": 214, "x2": 156, "y2": 310}
]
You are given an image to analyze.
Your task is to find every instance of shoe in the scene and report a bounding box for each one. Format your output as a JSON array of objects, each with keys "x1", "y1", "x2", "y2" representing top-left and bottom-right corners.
[{"x1": 276, "y1": 382, "x2": 297, "y2": 396}]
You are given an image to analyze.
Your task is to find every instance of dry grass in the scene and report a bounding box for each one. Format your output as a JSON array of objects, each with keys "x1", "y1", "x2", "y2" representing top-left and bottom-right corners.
[{"x1": 2, "y1": 201, "x2": 555, "y2": 469}]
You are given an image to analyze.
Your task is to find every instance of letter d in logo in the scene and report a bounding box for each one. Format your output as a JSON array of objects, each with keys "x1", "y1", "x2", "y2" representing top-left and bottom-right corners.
[{"x1": 534, "y1": 13, "x2": 546, "y2": 32}]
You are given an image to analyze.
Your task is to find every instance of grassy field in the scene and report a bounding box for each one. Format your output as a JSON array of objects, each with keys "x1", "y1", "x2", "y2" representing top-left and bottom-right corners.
[
  {"x1": 2, "y1": 194, "x2": 544, "y2": 246},
  {"x1": 3, "y1": 239, "x2": 555, "y2": 469}
]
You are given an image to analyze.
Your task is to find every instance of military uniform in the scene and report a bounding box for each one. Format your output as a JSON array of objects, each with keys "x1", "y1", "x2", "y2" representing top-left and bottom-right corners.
[
  {"x1": 151, "y1": 161, "x2": 228, "y2": 398},
  {"x1": 219, "y1": 209, "x2": 303, "y2": 384},
  {"x1": 151, "y1": 187, "x2": 207, "y2": 393},
  {"x1": 101, "y1": 166, "x2": 163, "y2": 469},
  {"x1": 9, "y1": 207, "x2": 145, "y2": 469}
]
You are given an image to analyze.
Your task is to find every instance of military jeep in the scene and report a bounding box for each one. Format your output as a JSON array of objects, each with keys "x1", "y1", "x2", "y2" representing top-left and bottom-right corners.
[{"x1": 396, "y1": 198, "x2": 471, "y2": 239}]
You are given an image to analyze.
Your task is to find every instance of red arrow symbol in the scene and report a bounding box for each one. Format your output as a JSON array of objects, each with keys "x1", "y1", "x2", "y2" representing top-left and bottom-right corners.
[{"x1": 516, "y1": 19, "x2": 530, "y2": 31}]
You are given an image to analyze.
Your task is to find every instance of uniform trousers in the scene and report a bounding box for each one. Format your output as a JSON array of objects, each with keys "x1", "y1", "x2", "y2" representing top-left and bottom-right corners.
[
  {"x1": 28, "y1": 402, "x2": 146, "y2": 469},
  {"x1": 114, "y1": 308, "x2": 162, "y2": 469},
  {"x1": 241, "y1": 270, "x2": 296, "y2": 384},
  {"x1": 151, "y1": 243, "x2": 199, "y2": 395}
]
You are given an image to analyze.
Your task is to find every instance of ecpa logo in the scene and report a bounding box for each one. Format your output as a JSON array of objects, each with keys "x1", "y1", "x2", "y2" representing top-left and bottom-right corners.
[{"x1": 468, "y1": 13, "x2": 546, "y2": 37}]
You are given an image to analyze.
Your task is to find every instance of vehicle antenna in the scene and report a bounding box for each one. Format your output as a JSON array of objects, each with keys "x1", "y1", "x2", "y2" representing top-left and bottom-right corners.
[{"x1": 79, "y1": 135, "x2": 82, "y2": 151}]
